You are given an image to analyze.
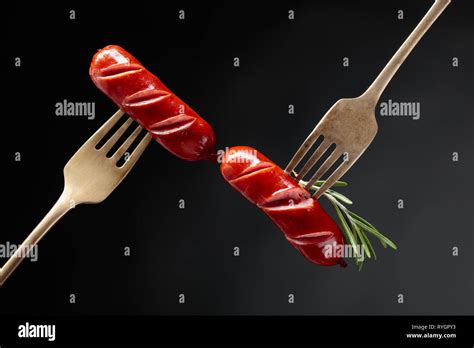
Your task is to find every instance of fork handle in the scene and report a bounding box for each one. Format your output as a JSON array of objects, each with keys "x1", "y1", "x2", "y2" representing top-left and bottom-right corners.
[
  {"x1": 0, "y1": 191, "x2": 72, "y2": 286},
  {"x1": 362, "y1": 0, "x2": 451, "y2": 103}
]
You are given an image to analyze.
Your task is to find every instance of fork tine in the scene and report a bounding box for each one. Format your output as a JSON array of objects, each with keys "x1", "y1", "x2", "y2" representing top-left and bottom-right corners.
[
  {"x1": 305, "y1": 149, "x2": 343, "y2": 189},
  {"x1": 111, "y1": 125, "x2": 143, "y2": 160},
  {"x1": 285, "y1": 128, "x2": 324, "y2": 174},
  {"x1": 120, "y1": 133, "x2": 152, "y2": 172},
  {"x1": 295, "y1": 140, "x2": 332, "y2": 180},
  {"x1": 89, "y1": 109, "x2": 124, "y2": 145},
  {"x1": 100, "y1": 117, "x2": 134, "y2": 153},
  {"x1": 312, "y1": 159, "x2": 354, "y2": 199}
]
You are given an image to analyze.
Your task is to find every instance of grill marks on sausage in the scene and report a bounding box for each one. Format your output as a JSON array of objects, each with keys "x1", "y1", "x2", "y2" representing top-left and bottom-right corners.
[
  {"x1": 148, "y1": 114, "x2": 196, "y2": 135},
  {"x1": 221, "y1": 146, "x2": 344, "y2": 266},
  {"x1": 229, "y1": 163, "x2": 311, "y2": 210},
  {"x1": 220, "y1": 146, "x2": 344, "y2": 266},
  {"x1": 90, "y1": 45, "x2": 217, "y2": 161},
  {"x1": 229, "y1": 162, "x2": 274, "y2": 182},
  {"x1": 96, "y1": 64, "x2": 143, "y2": 79},
  {"x1": 285, "y1": 231, "x2": 335, "y2": 246},
  {"x1": 123, "y1": 89, "x2": 194, "y2": 135},
  {"x1": 123, "y1": 89, "x2": 172, "y2": 108},
  {"x1": 259, "y1": 187, "x2": 312, "y2": 210}
]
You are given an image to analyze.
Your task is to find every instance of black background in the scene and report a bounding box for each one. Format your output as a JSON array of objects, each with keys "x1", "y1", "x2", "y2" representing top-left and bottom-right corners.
[{"x1": 2, "y1": 0, "x2": 473, "y2": 326}]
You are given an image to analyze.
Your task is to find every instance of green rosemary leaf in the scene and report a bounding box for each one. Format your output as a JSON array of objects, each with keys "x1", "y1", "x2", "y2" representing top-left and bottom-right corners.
[
  {"x1": 331, "y1": 200, "x2": 359, "y2": 258},
  {"x1": 348, "y1": 211, "x2": 391, "y2": 249},
  {"x1": 317, "y1": 180, "x2": 397, "y2": 267},
  {"x1": 359, "y1": 227, "x2": 377, "y2": 260},
  {"x1": 318, "y1": 180, "x2": 349, "y2": 187},
  {"x1": 341, "y1": 206, "x2": 368, "y2": 258},
  {"x1": 348, "y1": 211, "x2": 378, "y2": 230},
  {"x1": 352, "y1": 219, "x2": 398, "y2": 250},
  {"x1": 329, "y1": 197, "x2": 363, "y2": 259},
  {"x1": 298, "y1": 180, "x2": 348, "y2": 190},
  {"x1": 327, "y1": 189, "x2": 353, "y2": 205},
  {"x1": 350, "y1": 216, "x2": 371, "y2": 259}
]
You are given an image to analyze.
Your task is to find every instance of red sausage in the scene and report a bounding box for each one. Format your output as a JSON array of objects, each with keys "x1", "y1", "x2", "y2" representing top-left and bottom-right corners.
[
  {"x1": 90, "y1": 45, "x2": 216, "y2": 161},
  {"x1": 220, "y1": 146, "x2": 345, "y2": 266}
]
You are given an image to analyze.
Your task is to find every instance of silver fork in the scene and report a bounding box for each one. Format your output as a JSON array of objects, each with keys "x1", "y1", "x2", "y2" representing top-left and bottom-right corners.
[
  {"x1": 285, "y1": 0, "x2": 450, "y2": 198},
  {"x1": 0, "y1": 109, "x2": 151, "y2": 286}
]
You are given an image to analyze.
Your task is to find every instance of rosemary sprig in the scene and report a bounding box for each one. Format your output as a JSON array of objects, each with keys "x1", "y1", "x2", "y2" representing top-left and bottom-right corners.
[{"x1": 298, "y1": 178, "x2": 397, "y2": 269}]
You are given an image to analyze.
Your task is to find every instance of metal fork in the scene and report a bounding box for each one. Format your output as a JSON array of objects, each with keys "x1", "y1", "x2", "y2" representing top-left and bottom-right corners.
[
  {"x1": 285, "y1": 0, "x2": 450, "y2": 198},
  {"x1": 0, "y1": 109, "x2": 151, "y2": 286}
]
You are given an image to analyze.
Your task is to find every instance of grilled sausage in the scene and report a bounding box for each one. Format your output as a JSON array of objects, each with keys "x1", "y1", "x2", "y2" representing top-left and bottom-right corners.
[
  {"x1": 221, "y1": 146, "x2": 345, "y2": 266},
  {"x1": 90, "y1": 45, "x2": 216, "y2": 161}
]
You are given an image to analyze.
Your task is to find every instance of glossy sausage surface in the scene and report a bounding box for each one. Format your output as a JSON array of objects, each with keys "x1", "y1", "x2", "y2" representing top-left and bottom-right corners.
[
  {"x1": 221, "y1": 146, "x2": 345, "y2": 266},
  {"x1": 90, "y1": 45, "x2": 216, "y2": 161}
]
